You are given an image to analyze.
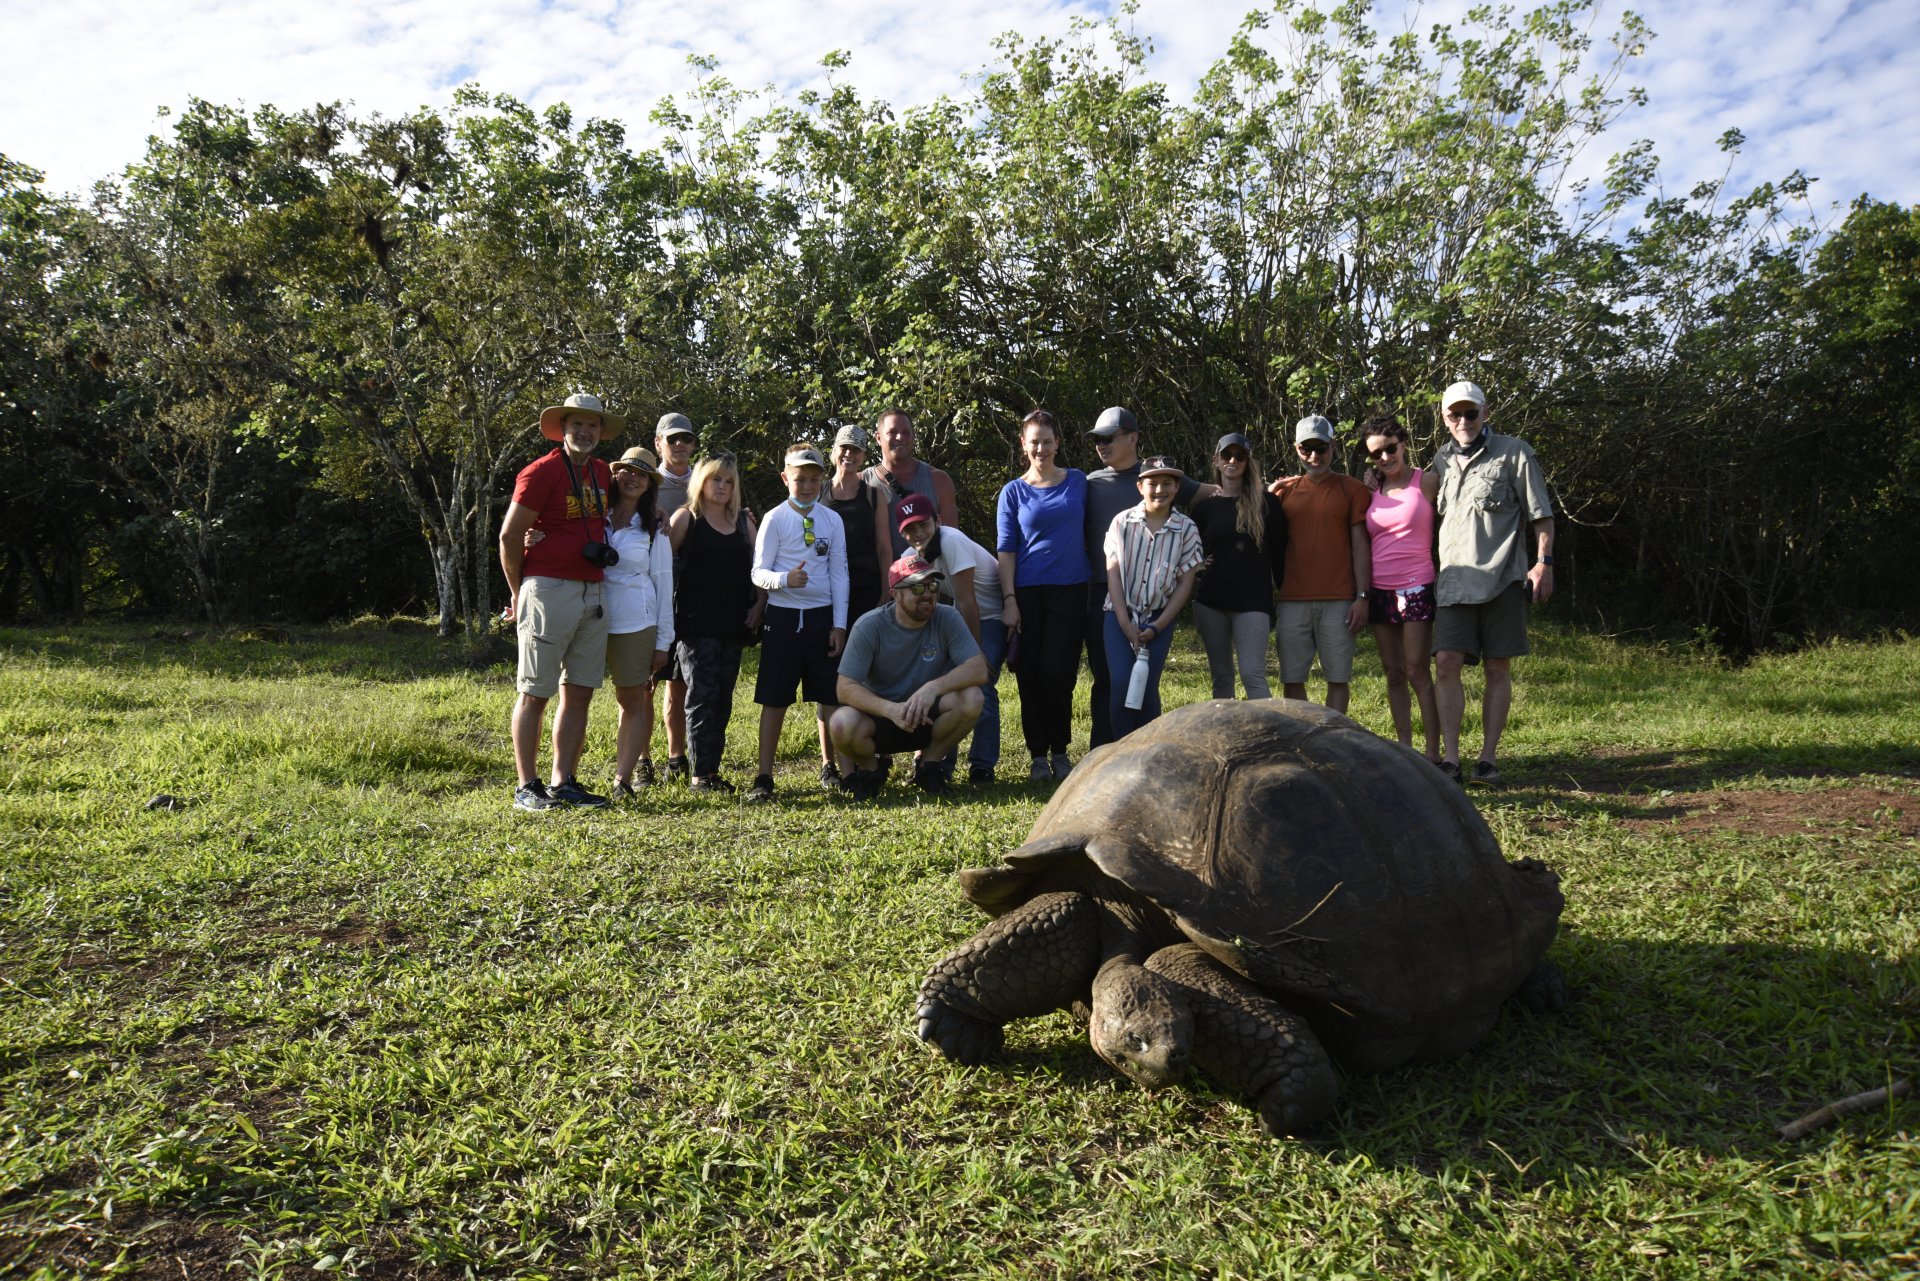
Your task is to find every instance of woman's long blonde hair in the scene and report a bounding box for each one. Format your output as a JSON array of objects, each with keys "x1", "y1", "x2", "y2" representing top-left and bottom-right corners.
[
  {"x1": 687, "y1": 454, "x2": 742, "y2": 523},
  {"x1": 1213, "y1": 444, "x2": 1267, "y2": 545}
]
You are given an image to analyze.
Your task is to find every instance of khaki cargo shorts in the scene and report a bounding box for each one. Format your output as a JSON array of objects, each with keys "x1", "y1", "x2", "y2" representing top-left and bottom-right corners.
[{"x1": 516, "y1": 576, "x2": 609, "y2": 698}]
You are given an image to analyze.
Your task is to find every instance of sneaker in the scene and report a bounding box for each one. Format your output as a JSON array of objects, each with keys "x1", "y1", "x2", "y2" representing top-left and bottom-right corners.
[
  {"x1": 914, "y1": 763, "x2": 955, "y2": 797},
  {"x1": 968, "y1": 766, "x2": 995, "y2": 786},
  {"x1": 610, "y1": 778, "x2": 639, "y2": 802},
  {"x1": 634, "y1": 760, "x2": 657, "y2": 787},
  {"x1": 1050, "y1": 752, "x2": 1073, "y2": 780},
  {"x1": 1436, "y1": 759, "x2": 1464, "y2": 786},
  {"x1": 513, "y1": 780, "x2": 555, "y2": 812},
  {"x1": 690, "y1": 774, "x2": 735, "y2": 794},
  {"x1": 550, "y1": 777, "x2": 609, "y2": 808},
  {"x1": 664, "y1": 755, "x2": 690, "y2": 782},
  {"x1": 745, "y1": 774, "x2": 777, "y2": 804},
  {"x1": 819, "y1": 762, "x2": 845, "y2": 791},
  {"x1": 845, "y1": 766, "x2": 886, "y2": 801},
  {"x1": 1472, "y1": 759, "x2": 1504, "y2": 787},
  {"x1": 1028, "y1": 756, "x2": 1052, "y2": 783}
]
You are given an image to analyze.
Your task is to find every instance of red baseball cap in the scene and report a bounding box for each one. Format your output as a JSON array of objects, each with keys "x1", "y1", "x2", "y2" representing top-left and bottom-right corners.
[
  {"x1": 893, "y1": 492, "x2": 936, "y2": 532},
  {"x1": 887, "y1": 552, "x2": 944, "y2": 591}
]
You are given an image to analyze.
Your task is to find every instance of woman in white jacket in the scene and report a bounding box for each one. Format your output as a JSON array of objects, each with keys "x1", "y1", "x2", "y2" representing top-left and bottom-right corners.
[{"x1": 602, "y1": 446, "x2": 676, "y2": 797}]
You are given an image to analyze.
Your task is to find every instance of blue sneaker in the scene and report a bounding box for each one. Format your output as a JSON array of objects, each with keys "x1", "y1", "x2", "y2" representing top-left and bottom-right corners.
[
  {"x1": 513, "y1": 780, "x2": 555, "y2": 812},
  {"x1": 549, "y1": 777, "x2": 609, "y2": 808}
]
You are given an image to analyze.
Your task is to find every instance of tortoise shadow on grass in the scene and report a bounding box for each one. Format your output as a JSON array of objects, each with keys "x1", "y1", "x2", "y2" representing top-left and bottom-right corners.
[
  {"x1": 1317, "y1": 929, "x2": 1913, "y2": 1176},
  {"x1": 935, "y1": 931, "x2": 1913, "y2": 1175}
]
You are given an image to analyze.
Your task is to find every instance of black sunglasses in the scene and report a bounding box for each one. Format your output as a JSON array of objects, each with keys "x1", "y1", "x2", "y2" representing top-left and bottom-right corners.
[
  {"x1": 1367, "y1": 442, "x2": 1401, "y2": 461},
  {"x1": 1297, "y1": 440, "x2": 1329, "y2": 455},
  {"x1": 1447, "y1": 406, "x2": 1481, "y2": 421},
  {"x1": 1218, "y1": 450, "x2": 1249, "y2": 462}
]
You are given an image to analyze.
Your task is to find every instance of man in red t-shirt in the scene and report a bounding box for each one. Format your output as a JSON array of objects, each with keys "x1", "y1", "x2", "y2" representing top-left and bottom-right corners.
[
  {"x1": 499, "y1": 393, "x2": 625, "y2": 811},
  {"x1": 1269, "y1": 415, "x2": 1372, "y2": 713}
]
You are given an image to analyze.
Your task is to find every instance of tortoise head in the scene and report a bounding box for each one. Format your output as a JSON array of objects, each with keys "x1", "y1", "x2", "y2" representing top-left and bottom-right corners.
[{"x1": 1089, "y1": 960, "x2": 1193, "y2": 1089}]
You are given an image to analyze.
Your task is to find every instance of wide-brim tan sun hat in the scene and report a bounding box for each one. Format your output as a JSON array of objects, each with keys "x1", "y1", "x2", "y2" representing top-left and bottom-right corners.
[
  {"x1": 538, "y1": 393, "x2": 627, "y2": 442},
  {"x1": 611, "y1": 446, "x2": 662, "y2": 478}
]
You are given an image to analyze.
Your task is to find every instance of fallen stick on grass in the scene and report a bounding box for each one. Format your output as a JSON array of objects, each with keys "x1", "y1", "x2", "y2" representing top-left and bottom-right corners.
[{"x1": 1778, "y1": 1078, "x2": 1913, "y2": 1140}]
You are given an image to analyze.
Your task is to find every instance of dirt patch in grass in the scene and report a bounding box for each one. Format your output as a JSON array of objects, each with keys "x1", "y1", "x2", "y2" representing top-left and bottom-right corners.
[
  {"x1": 1618, "y1": 787, "x2": 1918, "y2": 839},
  {"x1": 1524, "y1": 783, "x2": 1917, "y2": 842},
  {"x1": 260, "y1": 914, "x2": 413, "y2": 949}
]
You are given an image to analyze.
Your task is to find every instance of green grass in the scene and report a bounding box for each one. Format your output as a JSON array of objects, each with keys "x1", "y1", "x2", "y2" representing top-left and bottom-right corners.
[{"x1": 1, "y1": 620, "x2": 1915, "y2": 1278}]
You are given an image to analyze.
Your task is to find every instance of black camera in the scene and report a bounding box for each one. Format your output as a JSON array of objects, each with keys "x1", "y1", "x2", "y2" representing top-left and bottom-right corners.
[{"x1": 581, "y1": 541, "x2": 620, "y2": 569}]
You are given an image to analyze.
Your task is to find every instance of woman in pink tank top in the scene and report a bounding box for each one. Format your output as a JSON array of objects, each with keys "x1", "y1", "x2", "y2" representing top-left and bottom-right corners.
[{"x1": 1362, "y1": 415, "x2": 1440, "y2": 762}]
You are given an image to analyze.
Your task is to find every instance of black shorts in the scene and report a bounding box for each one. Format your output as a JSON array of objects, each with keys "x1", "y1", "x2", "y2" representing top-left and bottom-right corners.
[
  {"x1": 870, "y1": 718, "x2": 936, "y2": 755},
  {"x1": 1433, "y1": 580, "x2": 1530, "y2": 662},
  {"x1": 754, "y1": 605, "x2": 841, "y2": 707}
]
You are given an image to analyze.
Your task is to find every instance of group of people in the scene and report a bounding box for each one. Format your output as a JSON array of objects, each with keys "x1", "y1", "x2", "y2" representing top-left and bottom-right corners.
[{"x1": 497, "y1": 382, "x2": 1554, "y2": 810}]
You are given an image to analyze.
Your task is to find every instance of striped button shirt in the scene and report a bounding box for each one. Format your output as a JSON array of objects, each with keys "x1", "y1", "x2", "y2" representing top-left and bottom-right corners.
[{"x1": 1103, "y1": 506, "x2": 1204, "y2": 626}]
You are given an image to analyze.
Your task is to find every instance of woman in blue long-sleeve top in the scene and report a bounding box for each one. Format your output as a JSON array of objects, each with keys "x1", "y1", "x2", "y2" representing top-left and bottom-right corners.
[{"x1": 995, "y1": 409, "x2": 1089, "y2": 783}]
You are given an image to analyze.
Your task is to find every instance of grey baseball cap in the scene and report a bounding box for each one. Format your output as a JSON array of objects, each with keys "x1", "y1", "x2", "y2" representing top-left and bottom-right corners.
[
  {"x1": 833, "y1": 423, "x2": 872, "y2": 452},
  {"x1": 656, "y1": 412, "x2": 695, "y2": 440},
  {"x1": 1215, "y1": 431, "x2": 1253, "y2": 455},
  {"x1": 1294, "y1": 415, "x2": 1335, "y2": 445},
  {"x1": 1089, "y1": 406, "x2": 1139, "y2": 437}
]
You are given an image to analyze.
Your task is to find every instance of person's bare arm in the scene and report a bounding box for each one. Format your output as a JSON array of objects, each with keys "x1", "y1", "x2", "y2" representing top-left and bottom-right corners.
[
  {"x1": 1528, "y1": 517, "x2": 1556, "y2": 603},
  {"x1": 744, "y1": 513, "x2": 768, "y2": 630},
  {"x1": 873, "y1": 489, "x2": 894, "y2": 579},
  {"x1": 1346, "y1": 522, "x2": 1372, "y2": 635},
  {"x1": 666, "y1": 506, "x2": 692, "y2": 554},
  {"x1": 951, "y1": 566, "x2": 983, "y2": 647},
  {"x1": 498, "y1": 501, "x2": 539, "y2": 619},
  {"x1": 898, "y1": 654, "x2": 989, "y2": 728},
  {"x1": 934, "y1": 468, "x2": 959, "y2": 529}
]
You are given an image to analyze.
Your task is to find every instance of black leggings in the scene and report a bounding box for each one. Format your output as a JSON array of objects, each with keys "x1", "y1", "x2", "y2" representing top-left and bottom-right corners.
[{"x1": 1013, "y1": 582, "x2": 1087, "y2": 756}]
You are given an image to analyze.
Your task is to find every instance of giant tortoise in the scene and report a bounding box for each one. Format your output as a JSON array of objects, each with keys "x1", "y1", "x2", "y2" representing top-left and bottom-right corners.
[{"x1": 915, "y1": 699, "x2": 1566, "y2": 1135}]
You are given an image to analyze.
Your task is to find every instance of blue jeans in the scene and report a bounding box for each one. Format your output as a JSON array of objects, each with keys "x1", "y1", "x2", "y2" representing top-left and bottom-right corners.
[
  {"x1": 967, "y1": 617, "x2": 1007, "y2": 770},
  {"x1": 1104, "y1": 612, "x2": 1176, "y2": 739}
]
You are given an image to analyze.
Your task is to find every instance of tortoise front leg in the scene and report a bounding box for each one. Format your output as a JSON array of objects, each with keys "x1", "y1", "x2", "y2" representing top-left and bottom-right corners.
[
  {"x1": 1145, "y1": 944, "x2": 1339, "y2": 1136},
  {"x1": 917, "y1": 891, "x2": 1102, "y2": 1065}
]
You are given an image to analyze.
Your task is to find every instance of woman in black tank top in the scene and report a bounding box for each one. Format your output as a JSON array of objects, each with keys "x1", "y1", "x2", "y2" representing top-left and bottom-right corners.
[{"x1": 666, "y1": 457, "x2": 764, "y2": 790}]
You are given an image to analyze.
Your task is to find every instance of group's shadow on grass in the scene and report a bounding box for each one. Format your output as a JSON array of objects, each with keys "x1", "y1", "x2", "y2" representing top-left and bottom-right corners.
[
  {"x1": 1508, "y1": 744, "x2": 1920, "y2": 794},
  {"x1": 964, "y1": 930, "x2": 1914, "y2": 1178}
]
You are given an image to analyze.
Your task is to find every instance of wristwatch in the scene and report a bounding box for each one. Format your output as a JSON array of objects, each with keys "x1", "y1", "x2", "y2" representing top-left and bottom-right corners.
[{"x1": 1540, "y1": 556, "x2": 1556, "y2": 566}]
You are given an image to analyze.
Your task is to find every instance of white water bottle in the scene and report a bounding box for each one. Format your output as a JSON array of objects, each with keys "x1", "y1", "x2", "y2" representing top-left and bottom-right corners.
[{"x1": 1124, "y1": 643, "x2": 1152, "y2": 710}]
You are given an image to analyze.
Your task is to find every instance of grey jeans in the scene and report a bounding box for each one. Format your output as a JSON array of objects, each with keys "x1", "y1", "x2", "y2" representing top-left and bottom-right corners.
[{"x1": 1193, "y1": 602, "x2": 1273, "y2": 700}]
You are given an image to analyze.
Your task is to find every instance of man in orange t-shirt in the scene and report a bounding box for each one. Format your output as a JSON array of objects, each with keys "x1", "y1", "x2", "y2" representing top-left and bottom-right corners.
[{"x1": 1268, "y1": 415, "x2": 1371, "y2": 713}]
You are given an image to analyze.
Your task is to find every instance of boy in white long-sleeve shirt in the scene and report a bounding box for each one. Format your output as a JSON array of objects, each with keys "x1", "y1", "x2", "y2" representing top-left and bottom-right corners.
[{"x1": 747, "y1": 444, "x2": 850, "y2": 802}]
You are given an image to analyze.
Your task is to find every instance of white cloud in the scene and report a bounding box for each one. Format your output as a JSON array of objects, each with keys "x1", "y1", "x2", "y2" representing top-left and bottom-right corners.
[{"x1": 1, "y1": 0, "x2": 1914, "y2": 220}]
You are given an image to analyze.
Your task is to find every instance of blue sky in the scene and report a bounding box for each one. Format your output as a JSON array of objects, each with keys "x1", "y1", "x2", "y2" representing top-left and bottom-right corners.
[{"x1": 3, "y1": 0, "x2": 1915, "y2": 222}]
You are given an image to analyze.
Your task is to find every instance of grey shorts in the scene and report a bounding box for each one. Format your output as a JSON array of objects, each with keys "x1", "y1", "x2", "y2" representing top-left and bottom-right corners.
[
  {"x1": 516, "y1": 577, "x2": 609, "y2": 698},
  {"x1": 1433, "y1": 580, "x2": 1530, "y2": 662},
  {"x1": 605, "y1": 626, "x2": 660, "y2": 688},
  {"x1": 1276, "y1": 599, "x2": 1357, "y2": 684}
]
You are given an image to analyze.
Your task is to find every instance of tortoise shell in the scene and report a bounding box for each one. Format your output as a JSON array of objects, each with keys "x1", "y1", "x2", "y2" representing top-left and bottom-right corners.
[{"x1": 960, "y1": 699, "x2": 1564, "y2": 1071}]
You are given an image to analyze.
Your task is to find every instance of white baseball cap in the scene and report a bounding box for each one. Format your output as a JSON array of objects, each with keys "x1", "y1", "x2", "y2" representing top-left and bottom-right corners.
[
  {"x1": 1294, "y1": 415, "x2": 1334, "y2": 445},
  {"x1": 1441, "y1": 381, "x2": 1487, "y2": 410}
]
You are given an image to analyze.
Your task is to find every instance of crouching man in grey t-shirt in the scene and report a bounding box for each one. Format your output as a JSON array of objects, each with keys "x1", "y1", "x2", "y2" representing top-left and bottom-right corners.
[{"x1": 830, "y1": 552, "x2": 987, "y2": 800}]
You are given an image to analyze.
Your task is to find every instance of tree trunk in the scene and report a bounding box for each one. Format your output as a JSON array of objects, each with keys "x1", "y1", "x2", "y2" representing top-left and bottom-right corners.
[{"x1": 431, "y1": 537, "x2": 460, "y2": 638}]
